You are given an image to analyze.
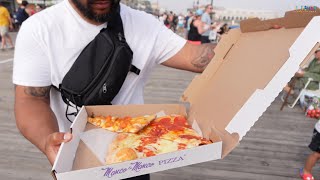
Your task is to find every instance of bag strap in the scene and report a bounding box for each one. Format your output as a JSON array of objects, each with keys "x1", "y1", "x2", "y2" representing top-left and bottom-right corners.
[
  {"x1": 107, "y1": 6, "x2": 140, "y2": 75},
  {"x1": 107, "y1": 5, "x2": 124, "y2": 37}
]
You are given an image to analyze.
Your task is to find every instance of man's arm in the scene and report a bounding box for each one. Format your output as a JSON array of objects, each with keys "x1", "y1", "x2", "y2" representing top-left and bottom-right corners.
[
  {"x1": 162, "y1": 42, "x2": 216, "y2": 73},
  {"x1": 195, "y1": 21, "x2": 207, "y2": 35},
  {"x1": 15, "y1": 85, "x2": 72, "y2": 165}
]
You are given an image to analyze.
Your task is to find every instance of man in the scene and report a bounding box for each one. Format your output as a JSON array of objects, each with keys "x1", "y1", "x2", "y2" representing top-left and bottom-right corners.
[
  {"x1": 15, "y1": 0, "x2": 29, "y2": 26},
  {"x1": 299, "y1": 49, "x2": 320, "y2": 180},
  {"x1": 0, "y1": 2, "x2": 14, "y2": 50},
  {"x1": 185, "y1": 11, "x2": 192, "y2": 30},
  {"x1": 187, "y1": 9, "x2": 204, "y2": 45},
  {"x1": 35, "y1": 5, "x2": 44, "y2": 13},
  {"x1": 201, "y1": 4, "x2": 213, "y2": 44},
  {"x1": 283, "y1": 49, "x2": 320, "y2": 96},
  {"x1": 13, "y1": 0, "x2": 216, "y2": 179}
]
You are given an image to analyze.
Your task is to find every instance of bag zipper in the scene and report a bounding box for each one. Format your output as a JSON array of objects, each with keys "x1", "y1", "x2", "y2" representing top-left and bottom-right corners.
[
  {"x1": 79, "y1": 31, "x2": 116, "y2": 95},
  {"x1": 84, "y1": 44, "x2": 132, "y2": 102}
]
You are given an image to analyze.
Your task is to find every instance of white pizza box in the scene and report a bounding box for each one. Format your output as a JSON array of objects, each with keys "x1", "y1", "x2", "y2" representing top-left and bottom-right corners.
[{"x1": 52, "y1": 10, "x2": 320, "y2": 180}]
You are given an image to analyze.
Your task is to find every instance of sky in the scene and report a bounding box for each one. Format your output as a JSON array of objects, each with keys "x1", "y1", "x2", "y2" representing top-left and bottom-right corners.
[{"x1": 149, "y1": 0, "x2": 320, "y2": 14}]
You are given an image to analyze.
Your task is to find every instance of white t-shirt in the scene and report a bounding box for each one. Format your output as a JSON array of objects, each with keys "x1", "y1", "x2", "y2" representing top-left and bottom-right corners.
[{"x1": 13, "y1": 0, "x2": 186, "y2": 131}]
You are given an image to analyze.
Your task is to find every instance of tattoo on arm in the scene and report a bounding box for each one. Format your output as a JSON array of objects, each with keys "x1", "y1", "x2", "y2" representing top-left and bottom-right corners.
[
  {"x1": 191, "y1": 44, "x2": 215, "y2": 70},
  {"x1": 24, "y1": 86, "x2": 51, "y2": 98}
]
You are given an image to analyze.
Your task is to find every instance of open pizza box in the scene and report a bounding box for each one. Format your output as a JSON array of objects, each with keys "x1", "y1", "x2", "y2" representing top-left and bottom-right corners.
[{"x1": 52, "y1": 10, "x2": 320, "y2": 180}]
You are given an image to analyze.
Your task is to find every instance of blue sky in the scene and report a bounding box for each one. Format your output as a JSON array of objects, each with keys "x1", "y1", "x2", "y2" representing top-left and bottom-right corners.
[{"x1": 150, "y1": 0, "x2": 320, "y2": 14}]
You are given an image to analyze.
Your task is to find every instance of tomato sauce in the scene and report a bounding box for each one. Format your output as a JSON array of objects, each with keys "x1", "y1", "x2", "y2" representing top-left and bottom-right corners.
[
  {"x1": 124, "y1": 116, "x2": 132, "y2": 121},
  {"x1": 136, "y1": 146, "x2": 144, "y2": 152},
  {"x1": 145, "y1": 151, "x2": 156, "y2": 157},
  {"x1": 140, "y1": 137, "x2": 158, "y2": 146},
  {"x1": 178, "y1": 143, "x2": 187, "y2": 150},
  {"x1": 152, "y1": 117, "x2": 185, "y2": 131},
  {"x1": 119, "y1": 120, "x2": 128, "y2": 129},
  {"x1": 149, "y1": 126, "x2": 168, "y2": 137},
  {"x1": 179, "y1": 135, "x2": 202, "y2": 140}
]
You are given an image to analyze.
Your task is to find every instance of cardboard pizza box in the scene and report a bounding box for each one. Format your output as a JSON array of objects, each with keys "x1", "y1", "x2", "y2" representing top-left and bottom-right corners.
[{"x1": 52, "y1": 10, "x2": 320, "y2": 180}]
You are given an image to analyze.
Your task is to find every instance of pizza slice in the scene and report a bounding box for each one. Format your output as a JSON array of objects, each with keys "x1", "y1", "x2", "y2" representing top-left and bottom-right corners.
[
  {"x1": 138, "y1": 115, "x2": 212, "y2": 146},
  {"x1": 88, "y1": 114, "x2": 156, "y2": 133},
  {"x1": 105, "y1": 133, "x2": 196, "y2": 165}
]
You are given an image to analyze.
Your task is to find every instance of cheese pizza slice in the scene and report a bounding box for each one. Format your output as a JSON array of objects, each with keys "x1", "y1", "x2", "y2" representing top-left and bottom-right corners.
[
  {"x1": 88, "y1": 114, "x2": 156, "y2": 133},
  {"x1": 105, "y1": 133, "x2": 195, "y2": 165}
]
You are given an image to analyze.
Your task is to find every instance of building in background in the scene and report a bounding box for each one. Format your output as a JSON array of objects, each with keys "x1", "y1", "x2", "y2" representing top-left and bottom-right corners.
[
  {"x1": 122, "y1": 0, "x2": 155, "y2": 15},
  {"x1": 19, "y1": 0, "x2": 61, "y2": 7},
  {"x1": 4, "y1": 0, "x2": 155, "y2": 15},
  {"x1": 213, "y1": 7, "x2": 281, "y2": 24}
]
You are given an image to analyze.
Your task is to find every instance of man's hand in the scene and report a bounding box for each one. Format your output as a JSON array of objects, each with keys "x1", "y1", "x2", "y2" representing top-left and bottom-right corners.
[
  {"x1": 295, "y1": 71, "x2": 305, "y2": 78},
  {"x1": 45, "y1": 132, "x2": 73, "y2": 165}
]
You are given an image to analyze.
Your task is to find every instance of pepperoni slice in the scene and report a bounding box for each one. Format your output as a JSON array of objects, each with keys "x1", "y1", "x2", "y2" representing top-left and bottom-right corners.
[
  {"x1": 149, "y1": 126, "x2": 168, "y2": 137},
  {"x1": 179, "y1": 135, "x2": 202, "y2": 140},
  {"x1": 154, "y1": 117, "x2": 184, "y2": 131},
  {"x1": 173, "y1": 116, "x2": 191, "y2": 128}
]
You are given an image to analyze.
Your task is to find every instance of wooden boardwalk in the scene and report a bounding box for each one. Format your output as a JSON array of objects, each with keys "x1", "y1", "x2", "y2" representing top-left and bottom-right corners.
[{"x1": 1, "y1": 36, "x2": 320, "y2": 179}]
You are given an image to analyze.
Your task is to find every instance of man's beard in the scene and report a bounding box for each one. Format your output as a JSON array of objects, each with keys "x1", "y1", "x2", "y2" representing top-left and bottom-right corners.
[{"x1": 71, "y1": 0, "x2": 118, "y2": 23}]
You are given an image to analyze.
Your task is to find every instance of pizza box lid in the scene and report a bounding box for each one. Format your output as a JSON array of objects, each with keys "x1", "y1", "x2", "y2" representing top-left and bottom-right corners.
[{"x1": 181, "y1": 9, "x2": 320, "y2": 158}]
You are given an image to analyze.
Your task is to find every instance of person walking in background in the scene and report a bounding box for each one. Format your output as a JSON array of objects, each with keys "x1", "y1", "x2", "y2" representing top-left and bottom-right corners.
[
  {"x1": 201, "y1": 4, "x2": 213, "y2": 44},
  {"x1": 159, "y1": 13, "x2": 168, "y2": 25},
  {"x1": 297, "y1": 49, "x2": 320, "y2": 180},
  {"x1": 283, "y1": 49, "x2": 320, "y2": 97},
  {"x1": 300, "y1": 119, "x2": 320, "y2": 180},
  {"x1": 26, "y1": 4, "x2": 36, "y2": 16},
  {"x1": 168, "y1": 13, "x2": 176, "y2": 32},
  {"x1": 16, "y1": 0, "x2": 29, "y2": 27},
  {"x1": 176, "y1": 14, "x2": 185, "y2": 36},
  {"x1": 186, "y1": 11, "x2": 193, "y2": 32},
  {"x1": 185, "y1": 11, "x2": 192, "y2": 31},
  {"x1": 35, "y1": 5, "x2": 44, "y2": 13},
  {"x1": 218, "y1": 23, "x2": 228, "y2": 35},
  {"x1": 187, "y1": 9, "x2": 205, "y2": 45},
  {"x1": 0, "y1": 2, "x2": 14, "y2": 50},
  {"x1": 186, "y1": 11, "x2": 194, "y2": 39}
]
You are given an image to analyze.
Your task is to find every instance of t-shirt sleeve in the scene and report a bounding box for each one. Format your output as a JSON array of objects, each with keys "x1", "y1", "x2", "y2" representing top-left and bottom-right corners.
[
  {"x1": 124, "y1": 6, "x2": 187, "y2": 65},
  {"x1": 13, "y1": 19, "x2": 51, "y2": 87},
  {"x1": 153, "y1": 23, "x2": 187, "y2": 64}
]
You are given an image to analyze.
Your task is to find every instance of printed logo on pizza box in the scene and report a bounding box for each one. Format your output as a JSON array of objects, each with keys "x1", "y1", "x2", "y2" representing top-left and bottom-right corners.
[{"x1": 102, "y1": 155, "x2": 186, "y2": 178}]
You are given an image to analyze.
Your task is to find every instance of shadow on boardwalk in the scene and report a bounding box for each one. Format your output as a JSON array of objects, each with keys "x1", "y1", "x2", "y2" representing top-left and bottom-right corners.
[{"x1": 1, "y1": 62, "x2": 319, "y2": 180}]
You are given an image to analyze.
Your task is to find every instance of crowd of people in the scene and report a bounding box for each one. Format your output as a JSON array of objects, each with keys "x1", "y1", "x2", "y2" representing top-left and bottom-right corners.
[
  {"x1": 0, "y1": 0, "x2": 44, "y2": 50},
  {"x1": 13, "y1": 0, "x2": 45, "y2": 28},
  {"x1": 158, "y1": 4, "x2": 230, "y2": 45}
]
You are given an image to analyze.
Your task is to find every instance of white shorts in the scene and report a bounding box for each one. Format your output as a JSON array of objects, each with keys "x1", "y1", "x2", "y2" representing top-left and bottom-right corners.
[{"x1": 0, "y1": 26, "x2": 9, "y2": 36}]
